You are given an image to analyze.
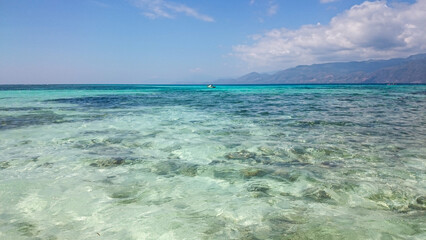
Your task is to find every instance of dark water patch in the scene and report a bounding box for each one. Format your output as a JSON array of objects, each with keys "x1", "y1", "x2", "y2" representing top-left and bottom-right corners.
[
  {"x1": 212, "y1": 168, "x2": 242, "y2": 181},
  {"x1": 367, "y1": 189, "x2": 413, "y2": 212},
  {"x1": 0, "y1": 111, "x2": 69, "y2": 130},
  {"x1": 246, "y1": 182, "x2": 270, "y2": 193},
  {"x1": 151, "y1": 160, "x2": 199, "y2": 177},
  {"x1": 246, "y1": 182, "x2": 270, "y2": 197},
  {"x1": 225, "y1": 150, "x2": 257, "y2": 161},
  {"x1": 89, "y1": 146, "x2": 134, "y2": 156},
  {"x1": 138, "y1": 141, "x2": 154, "y2": 149},
  {"x1": 15, "y1": 221, "x2": 39, "y2": 237},
  {"x1": 142, "y1": 130, "x2": 163, "y2": 138},
  {"x1": 279, "y1": 146, "x2": 314, "y2": 163},
  {"x1": 108, "y1": 188, "x2": 139, "y2": 200},
  {"x1": 160, "y1": 144, "x2": 182, "y2": 153},
  {"x1": 271, "y1": 169, "x2": 319, "y2": 184},
  {"x1": 240, "y1": 168, "x2": 271, "y2": 179},
  {"x1": 82, "y1": 130, "x2": 111, "y2": 135},
  {"x1": 408, "y1": 195, "x2": 426, "y2": 210},
  {"x1": 236, "y1": 227, "x2": 263, "y2": 240},
  {"x1": 152, "y1": 161, "x2": 178, "y2": 175},
  {"x1": 89, "y1": 157, "x2": 131, "y2": 168},
  {"x1": 257, "y1": 146, "x2": 287, "y2": 157},
  {"x1": 314, "y1": 146, "x2": 350, "y2": 158},
  {"x1": 203, "y1": 219, "x2": 227, "y2": 236},
  {"x1": 46, "y1": 91, "x2": 215, "y2": 110},
  {"x1": 233, "y1": 109, "x2": 250, "y2": 116},
  {"x1": 20, "y1": 140, "x2": 32, "y2": 145},
  {"x1": 71, "y1": 138, "x2": 136, "y2": 156},
  {"x1": 416, "y1": 196, "x2": 426, "y2": 205},
  {"x1": 74, "y1": 137, "x2": 124, "y2": 147},
  {"x1": 320, "y1": 161, "x2": 341, "y2": 168},
  {"x1": 0, "y1": 107, "x2": 44, "y2": 111},
  {"x1": 272, "y1": 160, "x2": 311, "y2": 168},
  {"x1": 47, "y1": 94, "x2": 150, "y2": 109},
  {"x1": 292, "y1": 120, "x2": 355, "y2": 127},
  {"x1": 337, "y1": 97, "x2": 358, "y2": 102},
  {"x1": 178, "y1": 163, "x2": 199, "y2": 177},
  {"x1": 408, "y1": 203, "x2": 426, "y2": 211},
  {"x1": 271, "y1": 170, "x2": 301, "y2": 182},
  {"x1": 80, "y1": 129, "x2": 142, "y2": 142},
  {"x1": 0, "y1": 161, "x2": 11, "y2": 169},
  {"x1": 208, "y1": 160, "x2": 227, "y2": 165},
  {"x1": 103, "y1": 137, "x2": 123, "y2": 144},
  {"x1": 302, "y1": 188, "x2": 333, "y2": 203},
  {"x1": 289, "y1": 146, "x2": 308, "y2": 156},
  {"x1": 116, "y1": 198, "x2": 140, "y2": 205},
  {"x1": 37, "y1": 162, "x2": 54, "y2": 168},
  {"x1": 0, "y1": 84, "x2": 163, "y2": 91},
  {"x1": 330, "y1": 181, "x2": 359, "y2": 193},
  {"x1": 410, "y1": 90, "x2": 426, "y2": 95},
  {"x1": 264, "y1": 212, "x2": 305, "y2": 229},
  {"x1": 281, "y1": 226, "x2": 346, "y2": 240},
  {"x1": 40, "y1": 90, "x2": 331, "y2": 120}
]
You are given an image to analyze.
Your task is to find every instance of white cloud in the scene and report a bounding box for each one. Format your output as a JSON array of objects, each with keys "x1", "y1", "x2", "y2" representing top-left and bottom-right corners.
[
  {"x1": 320, "y1": 0, "x2": 339, "y2": 3},
  {"x1": 249, "y1": 0, "x2": 279, "y2": 17},
  {"x1": 268, "y1": 3, "x2": 279, "y2": 16},
  {"x1": 132, "y1": 0, "x2": 214, "y2": 22},
  {"x1": 233, "y1": 0, "x2": 426, "y2": 71}
]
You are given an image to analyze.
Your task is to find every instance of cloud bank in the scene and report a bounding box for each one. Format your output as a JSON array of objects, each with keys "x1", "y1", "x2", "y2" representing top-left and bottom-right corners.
[
  {"x1": 233, "y1": 0, "x2": 426, "y2": 70},
  {"x1": 132, "y1": 0, "x2": 214, "y2": 22}
]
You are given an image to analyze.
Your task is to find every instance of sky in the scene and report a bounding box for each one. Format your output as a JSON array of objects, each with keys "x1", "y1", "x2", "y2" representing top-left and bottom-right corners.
[{"x1": 0, "y1": 0, "x2": 425, "y2": 84}]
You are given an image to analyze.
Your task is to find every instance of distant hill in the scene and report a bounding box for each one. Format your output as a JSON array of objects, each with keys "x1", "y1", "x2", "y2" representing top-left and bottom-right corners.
[{"x1": 216, "y1": 54, "x2": 426, "y2": 84}]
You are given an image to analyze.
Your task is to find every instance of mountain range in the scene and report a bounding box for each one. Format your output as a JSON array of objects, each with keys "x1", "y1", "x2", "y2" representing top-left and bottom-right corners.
[{"x1": 216, "y1": 54, "x2": 426, "y2": 84}]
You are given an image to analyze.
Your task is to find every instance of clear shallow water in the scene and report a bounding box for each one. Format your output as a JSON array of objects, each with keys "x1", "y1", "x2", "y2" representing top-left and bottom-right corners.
[{"x1": 0, "y1": 84, "x2": 425, "y2": 239}]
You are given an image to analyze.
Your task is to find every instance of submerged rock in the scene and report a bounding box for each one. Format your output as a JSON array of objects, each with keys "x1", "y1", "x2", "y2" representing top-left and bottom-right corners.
[
  {"x1": 320, "y1": 161, "x2": 340, "y2": 168},
  {"x1": 408, "y1": 196, "x2": 426, "y2": 210},
  {"x1": 178, "y1": 164, "x2": 198, "y2": 177},
  {"x1": 213, "y1": 168, "x2": 242, "y2": 181},
  {"x1": 0, "y1": 161, "x2": 10, "y2": 169},
  {"x1": 246, "y1": 182, "x2": 270, "y2": 193},
  {"x1": 303, "y1": 188, "x2": 332, "y2": 202},
  {"x1": 264, "y1": 212, "x2": 305, "y2": 227},
  {"x1": 89, "y1": 157, "x2": 127, "y2": 168},
  {"x1": 367, "y1": 189, "x2": 413, "y2": 212},
  {"x1": 272, "y1": 170, "x2": 301, "y2": 182},
  {"x1": 152, "y1": 161, "x2": 178, "y2": 175},
  {"x1": 416, "y1": 196, "x2": 426, "y2": 205},
  {"x1": 408, "y1": 203, "x2": 426, "y2": 211},
  {"x1": 15, "y1": 222, "x2": 39, "y2": 237},
  {"x1": 152, "y1": 161, "x2": 199, "y2": 177},
  {"x1": 109, "y1": 187, "x2": 138, "y2": 200},
  {"x1": 37, "y1": 162, "x2": 53, "y2": 168},
  {"x1": 208, "y1": 160, "x2": 226, "y2": 165},
  {"x1": 110, "y1": 191, "x2": 134, "y2": 199},
  {"x1": 289, "y1": 146, "x2": 307, "y2": 156},
  {"x1": 225, "y1": 150, "x2": 257, "y2": 161},
  {"x1": 241, "y1": 168, "x2": 270, "y2": 179}
]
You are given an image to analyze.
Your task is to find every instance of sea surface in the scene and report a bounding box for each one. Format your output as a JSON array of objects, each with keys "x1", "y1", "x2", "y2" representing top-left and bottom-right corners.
[{"x1": 0, "y1": 84, "x2": 425, "y2": 239}]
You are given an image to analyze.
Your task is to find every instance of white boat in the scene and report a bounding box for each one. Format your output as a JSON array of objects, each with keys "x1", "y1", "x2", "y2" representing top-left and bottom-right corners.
[{"x1": 207, "y1": 84, "x2": 216, "y2": 88}]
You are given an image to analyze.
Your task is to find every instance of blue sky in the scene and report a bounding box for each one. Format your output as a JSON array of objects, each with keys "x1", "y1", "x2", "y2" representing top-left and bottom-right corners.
[{"x1": 0, "y1": 0, "x2": 424, "y2": 84}]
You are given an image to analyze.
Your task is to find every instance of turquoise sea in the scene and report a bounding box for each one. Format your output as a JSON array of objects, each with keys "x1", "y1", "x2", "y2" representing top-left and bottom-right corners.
[{"x1": 0, "y1": 84, "x2": 425, "y2": 239}]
